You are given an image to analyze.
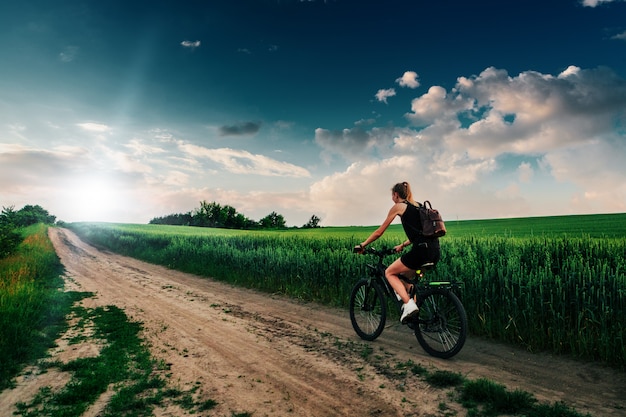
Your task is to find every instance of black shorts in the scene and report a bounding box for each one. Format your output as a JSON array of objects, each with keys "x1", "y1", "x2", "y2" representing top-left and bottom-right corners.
[{"x1": 400, "y1": 238, "x2": 440, "y2": 270}]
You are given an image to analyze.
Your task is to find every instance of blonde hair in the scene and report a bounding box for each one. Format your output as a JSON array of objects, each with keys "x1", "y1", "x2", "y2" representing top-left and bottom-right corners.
[{"x1": 392, "y1": 181, "x2": 416, "y2": 204}]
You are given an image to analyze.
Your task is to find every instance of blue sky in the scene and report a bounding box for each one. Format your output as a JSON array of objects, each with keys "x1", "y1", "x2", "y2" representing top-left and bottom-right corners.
[{"x1": 1, "y1": 0, "x2": 625, "y2": 226}]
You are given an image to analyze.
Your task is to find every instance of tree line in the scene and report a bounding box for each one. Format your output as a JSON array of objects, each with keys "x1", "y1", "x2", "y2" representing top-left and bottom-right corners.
[
  {"x1": 149, "y1": 200, "x2": 321, "y2": 230},
  {"x1": 0, "y1": 205, "x2": 57, "y2": 259},
  {"x1": 0, "y1": 200, "x2": 321, "y2": 259}
]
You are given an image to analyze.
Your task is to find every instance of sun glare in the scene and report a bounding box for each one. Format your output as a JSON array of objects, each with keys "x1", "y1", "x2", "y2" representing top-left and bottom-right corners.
[{"x1": 64, "y1": 178, "x2": 120, "y2": 222}]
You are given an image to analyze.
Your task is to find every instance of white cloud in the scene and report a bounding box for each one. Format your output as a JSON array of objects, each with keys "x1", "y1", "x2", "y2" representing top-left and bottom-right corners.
[
  {"x1": 612, "y1": 30, "x2": 626, "y2": 40},
  {"x1": 6, "y1": 124, "x2": 27, "y2": 141},
  {"x1": 315, "y1": 125, "x2": 400, "y2": 161},
  {"x1": 558, "y1": 65, "x2": 580, "y2": 78},
  {"x1": 396, "y1": 71, "x2": 420, "y2": 88},
  {"x1": 59, "y1": 46, "x2": 79, "y2": 62},
  {"x1": 314, "y1": 65, "x2": 626, "y2": 223},
  {"x1": 544, "y1": 139, "x2": 626, "y2": 212},
  {"x1": 405, "y1": 86, "x2": 473, "y2": 126},
  {"x1": 101, "y1": 146, "x2": 154, "y2": 175},
  {"x1": 181, "y1": 40, "x2": 201, "y2": 49},
  {"x1": 309, "y1": 157, "x2": 417, "y2": 226},
  {"x1": 124, "y1": 138, "x2": 166, "y2": 155},
  {"x1": 375, "y1": 88, "x2": 396, "y2": 103},
  {"x1": 163, "y1": 170, "x2": 189, "y2": 186},
  {"x1": 447, "y1": 66, "x2": 626, "y2": 159},
  {"x1": 517, "y1": 162, "x2": 534, "y2": 183},
  {"x1": 315, "y1": 126, "x2": 373, "y2": 160},
  {"x1": 178, "y1": 143, "x2": 311, "y2": 177},
  {"x1": 77, "y1": 122, "x2": 111, "y2": 133},
  {"x1": 0, "y1": 145, "x2": 112, "y2": 219},
  {"x1": 581, "y1": 0, "x2": 622, "y2": 6},
  {"x1": 433, "y1": 152, "x2": 497, "y2": 189}
]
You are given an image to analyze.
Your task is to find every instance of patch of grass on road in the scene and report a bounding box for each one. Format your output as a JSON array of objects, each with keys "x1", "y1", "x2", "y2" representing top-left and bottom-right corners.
[{"x1": 15, "y1": 304, "x2": 218, "y2": 417}]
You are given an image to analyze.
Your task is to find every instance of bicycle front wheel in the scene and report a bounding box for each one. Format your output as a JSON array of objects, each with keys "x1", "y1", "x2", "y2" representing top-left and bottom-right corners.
[
  {"x1": 349, "y1": 278, "x2": 387, "y2": 341},
  {"x1": 414, "y1": 288, "x2": 467, "y2": 359}
]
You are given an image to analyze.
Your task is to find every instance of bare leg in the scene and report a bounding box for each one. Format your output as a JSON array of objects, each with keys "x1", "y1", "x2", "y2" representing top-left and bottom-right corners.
[{"x1": 385, "y1": 258, "x2": 415, "y2": 304}]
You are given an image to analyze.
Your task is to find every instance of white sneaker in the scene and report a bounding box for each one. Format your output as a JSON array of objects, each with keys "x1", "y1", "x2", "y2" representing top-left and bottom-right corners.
[{"x1": 400, "y1": 299, "x2": 419, "y2": 324}]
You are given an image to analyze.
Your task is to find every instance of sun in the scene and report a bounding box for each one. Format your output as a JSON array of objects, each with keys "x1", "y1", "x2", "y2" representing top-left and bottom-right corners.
[{"x1": 64, "y1": 177, "x2": 120, "y2": 222}]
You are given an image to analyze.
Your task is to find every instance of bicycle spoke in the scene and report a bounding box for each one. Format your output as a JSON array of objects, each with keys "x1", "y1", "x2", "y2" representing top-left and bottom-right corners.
[
  {"x1": 349, "y1": 279, "x2": 386, "y2": 341},
  {"x1": 437, "y1": 328, "x2": 458, "y2": 351},
  {"x1": 414, "y1": 288, "x2": 467, "y2": 358}
]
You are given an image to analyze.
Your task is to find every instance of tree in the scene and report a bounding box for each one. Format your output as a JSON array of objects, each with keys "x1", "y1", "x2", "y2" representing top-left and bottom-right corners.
[
  {"x1": 0, "y1": 225, "x2": 21, "y2": 259},
  {"x1": 149, "y1": 201, "x2": 282, "y2": 230},
  {"x1": 259, "y1": 211, "x2": 286, "y2": 229},
  {"x1": 0, "y1": 206, "x2": 17, "y2": 227},
  {"x1": 0, "y1": 205, "x2": 56, "y2": 228},
  {"x1": 14, "y1": 205, "x2": 56, "y2": 227},
  {"x1": 0, "y1": 206, "x2": 22, "y2": 259},
  {"x1": 0, "y1": 208, "x2": 21, "y2": 258},
  {"x1": 183, "y1": 201, "x2": 255, "y2": 229},
  {"x1": 193, "y1": 201, "x2": 218, "y2": 227},
  {"x1": 149, "y1": 212, "x2": 193, "y2": 225},
  {"x1": 302, "y1": 214, "x2": 321, "y2": 229}
]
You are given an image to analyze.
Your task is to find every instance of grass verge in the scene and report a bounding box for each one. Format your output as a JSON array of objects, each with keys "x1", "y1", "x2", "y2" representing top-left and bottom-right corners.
[
  {"x1": 395, "y1": 359, "x2": 591, "y2": 417},
  {"x1": 14, "y1": 303, "x2": 220, "y2": 417},
  {"x1": 0, "y1": 224, "x2": 75, "y2": 391}
]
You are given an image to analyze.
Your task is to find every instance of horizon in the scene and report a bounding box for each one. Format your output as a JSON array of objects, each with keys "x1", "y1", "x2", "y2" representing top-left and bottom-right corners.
[{"x1": 58, "y1": 206, "x2": 625, "y2": 229}]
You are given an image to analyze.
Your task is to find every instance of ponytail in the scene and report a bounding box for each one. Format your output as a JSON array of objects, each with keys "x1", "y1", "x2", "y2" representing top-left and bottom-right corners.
[{"x1": 392, "y1": 182, "x2": 416, "y2": 204}]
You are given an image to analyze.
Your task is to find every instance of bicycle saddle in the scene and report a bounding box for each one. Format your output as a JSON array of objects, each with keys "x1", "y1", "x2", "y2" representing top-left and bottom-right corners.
[{"x1": 419, "y1": 262, "x2": 435, "y2": 271}]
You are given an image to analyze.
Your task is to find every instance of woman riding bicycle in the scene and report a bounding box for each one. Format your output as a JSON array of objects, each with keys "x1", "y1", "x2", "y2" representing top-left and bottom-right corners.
[{"x1": 354, "y1": 181, "x2": 440, "y2": 324}]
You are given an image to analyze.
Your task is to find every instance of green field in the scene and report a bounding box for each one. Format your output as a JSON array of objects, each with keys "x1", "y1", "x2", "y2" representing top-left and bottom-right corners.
[
  {"x1": 68, "y1": 213, "x2": 626, "y2": 369},
  {"x1": 442, "y1": 212, "x2": 626, "y2": 238},
  {"x1": 84, "y1": 212, "x2": 626, "y2": 239}
]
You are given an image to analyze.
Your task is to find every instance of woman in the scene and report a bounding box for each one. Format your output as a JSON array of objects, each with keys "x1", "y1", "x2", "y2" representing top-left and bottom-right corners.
[{"x1": 354, "y1": 181, "x2": 441, "y2": 323}]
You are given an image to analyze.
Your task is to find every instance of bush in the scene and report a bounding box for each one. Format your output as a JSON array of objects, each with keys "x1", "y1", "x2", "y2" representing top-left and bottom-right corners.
[{"x1": 0, "y1": 225, "x2": 21, "y2": 259}]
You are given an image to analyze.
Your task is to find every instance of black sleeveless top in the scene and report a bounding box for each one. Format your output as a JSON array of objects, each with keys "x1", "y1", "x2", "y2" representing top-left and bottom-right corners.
[{"x1": 401, "y1": 201, "x2": 423, "y2": 243}]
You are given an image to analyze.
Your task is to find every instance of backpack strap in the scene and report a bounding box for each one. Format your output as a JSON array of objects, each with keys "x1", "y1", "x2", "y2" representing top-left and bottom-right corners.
[{"x1": 404, "y1": 199, "x2": 422, "y2": 208}]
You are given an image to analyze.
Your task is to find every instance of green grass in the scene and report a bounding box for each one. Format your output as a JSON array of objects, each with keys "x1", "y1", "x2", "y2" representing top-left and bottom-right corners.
[
  {"x1": 0, "y1": 224, "x2": 81, "y2": 390},
  {"x1": 460, "y1": 378, "x2": 591, "y2": 417},
  {"x1": 368, "y1": 355, "x2": 589, "y2": 417},
  {"x1": 444, "y1": 212, "x2": 626, "y2": 238},
  {"x1": 301, "y1": 212, "x2": 626, "y2": 239}
]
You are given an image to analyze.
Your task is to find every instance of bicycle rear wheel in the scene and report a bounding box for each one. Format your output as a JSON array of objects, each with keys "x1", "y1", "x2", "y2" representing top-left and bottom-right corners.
[
  {"x1": 349, "y1": 278, "x2": 387, "y2": 341},
  {"x1": 414, "y1": 288, "x2": 467, "y2": 358}
]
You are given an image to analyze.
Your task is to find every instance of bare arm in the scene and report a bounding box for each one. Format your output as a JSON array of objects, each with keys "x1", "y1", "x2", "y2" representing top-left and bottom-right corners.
[{"x1": 357, "y1": 203, "x2": 405, "y2": 249}]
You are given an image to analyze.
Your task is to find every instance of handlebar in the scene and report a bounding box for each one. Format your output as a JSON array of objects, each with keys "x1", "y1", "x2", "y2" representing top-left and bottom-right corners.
[{"x1": 353, "y1": 246, "x2": 396, "y2": 257}]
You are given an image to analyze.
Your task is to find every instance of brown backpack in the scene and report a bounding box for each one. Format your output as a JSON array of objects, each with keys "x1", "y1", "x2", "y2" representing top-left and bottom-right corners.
[{"x1": 418, "y1": 201, "x2": 446, "y2": 238}]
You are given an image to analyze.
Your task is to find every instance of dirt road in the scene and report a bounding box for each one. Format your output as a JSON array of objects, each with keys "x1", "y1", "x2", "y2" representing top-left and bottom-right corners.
[{"x1": 1, "y1": 228, "x2": 624, "y2": 416}]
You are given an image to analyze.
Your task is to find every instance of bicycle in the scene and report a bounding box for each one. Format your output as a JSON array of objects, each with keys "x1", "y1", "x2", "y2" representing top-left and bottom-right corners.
[{"x1": 349, "y1": 246, "x2": 467, "y2": 359}]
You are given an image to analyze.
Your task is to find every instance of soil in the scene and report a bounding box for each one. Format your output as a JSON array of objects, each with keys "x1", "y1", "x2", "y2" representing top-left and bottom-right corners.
[{"x1": 1, "y1": 227, "x2": 624, "y2": 416}]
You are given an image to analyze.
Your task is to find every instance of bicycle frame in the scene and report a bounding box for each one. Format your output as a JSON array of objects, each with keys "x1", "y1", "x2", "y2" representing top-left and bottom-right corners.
[{"x1": 362, "y1": 247, "x2": 462, "y2": 304}]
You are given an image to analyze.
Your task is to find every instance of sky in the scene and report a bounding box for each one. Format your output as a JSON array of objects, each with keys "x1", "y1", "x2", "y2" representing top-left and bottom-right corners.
[{"x1": 1, "y1": 0, "x2": 625, "y2": 227}]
